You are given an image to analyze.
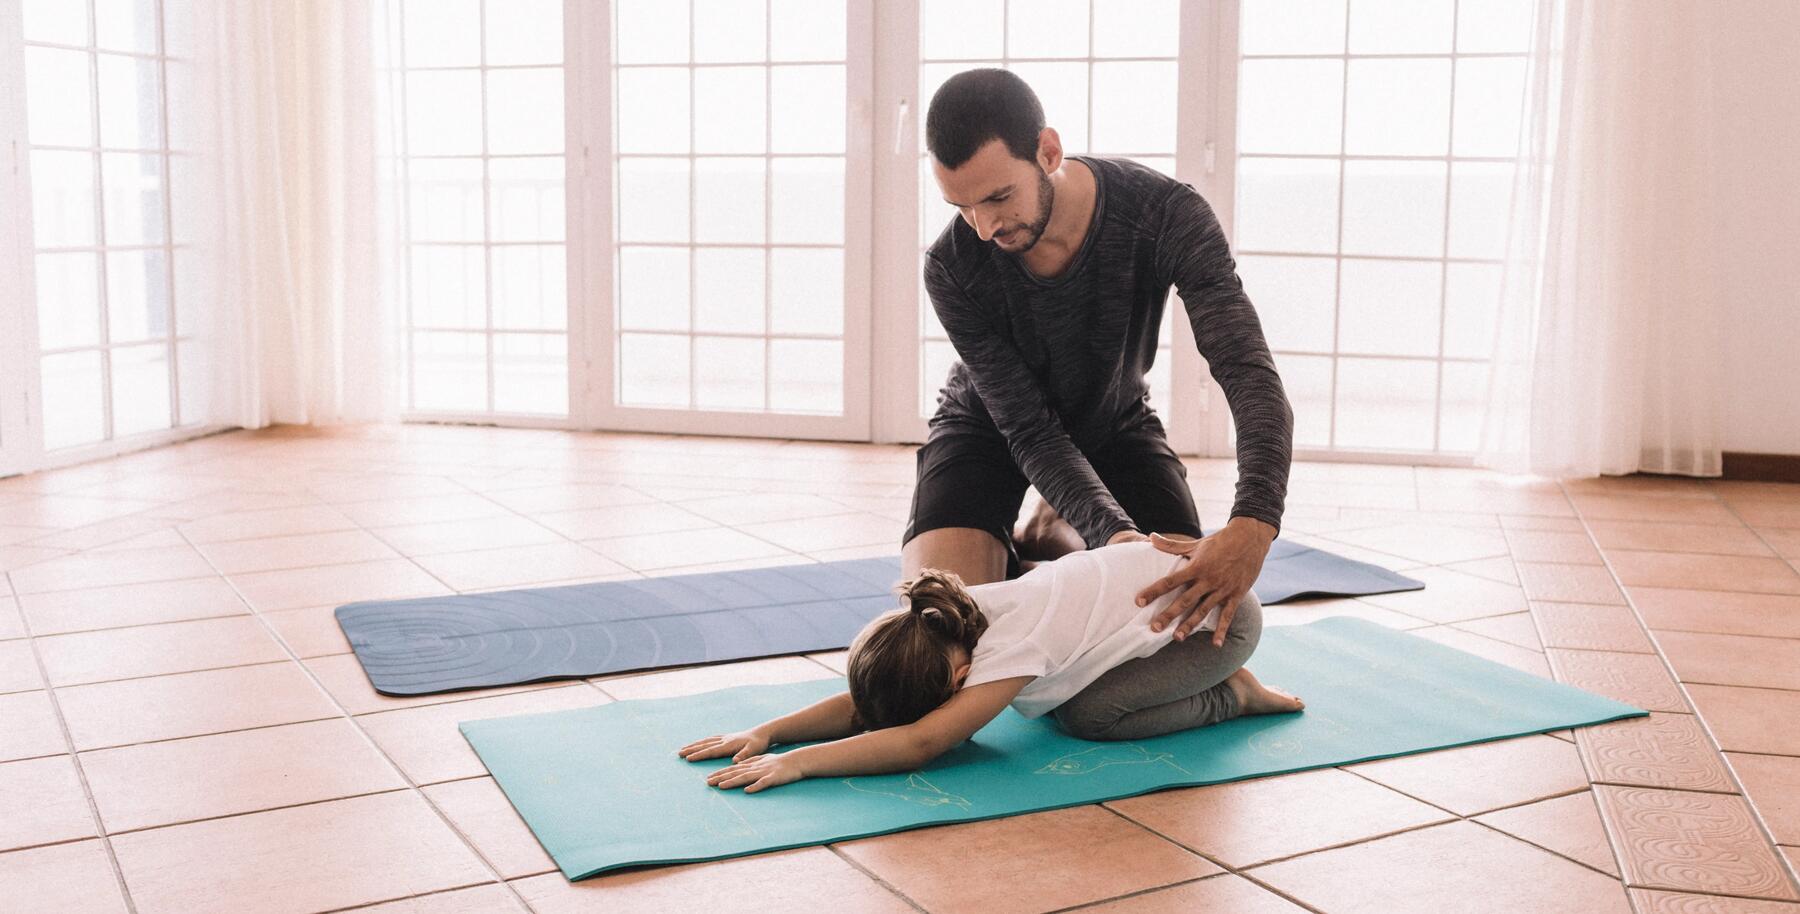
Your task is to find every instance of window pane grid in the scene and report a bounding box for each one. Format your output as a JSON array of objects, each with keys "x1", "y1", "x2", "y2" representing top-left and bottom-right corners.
[
  {"x1": 1241, "y1": 51, "x2": 1527, "y2": 60},
  {"x1": 398, "y1": 63, "x2": 564, "y2": 73},
  {"x1": 906, "y1": 55, "x2": 1180, "y2": 65},
  {"x1": 1234, "y1": 0, "x2": 1527, "y2": 455},
  {"x1": 393, "y1": 0, "x2": 569, "y2": 418},
  {"x1": 918, "y1": 0, "x2": 1182, "y2": 419},
  {"x1": 38, "y1": 335, "x2": 199, "y2": 358},
  {"x1": 1241, "y1": 152, "x2": 1517, "y2": 163},
  {"x1": 612, "y1": 0, "x2": 849, "y2": 416},
  {"x1": 22, "y1": 0, "x2": 190, "y2": 450},
  {"x1": 617, "y1": 241, "x2": 842, "y2": 250},
  {"x1": 20, "y1": 42, "x2": 184, "y2": 62},
  {"x1": 1237, "y1": 250, "x2": 1504, "y2": 265}
]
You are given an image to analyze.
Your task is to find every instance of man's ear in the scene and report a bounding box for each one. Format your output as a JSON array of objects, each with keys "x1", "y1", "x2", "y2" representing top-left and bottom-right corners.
[{"x1": 1036, "y1": 126, "x2": 1063, "y2": 173}]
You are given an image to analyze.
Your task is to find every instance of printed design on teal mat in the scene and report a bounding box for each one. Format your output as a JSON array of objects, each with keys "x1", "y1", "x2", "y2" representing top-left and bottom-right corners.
[
  {"x1": 612, "y1": 699, "x2": 764, "y2": 840},
  {"x1": 1324, "y1": 625, "x2": 1525, "y2": 725},
  {"x1": 1034, "y1": 744, "x2": 1192, "y2": 777},
  {"x1": 843, "y1": 773, "x2": 972, "y2": 810},
  {"x1": 620, "y1": 759, "x2": 764, "y2": 840},
  {"x1": 1249, "y1": 713, "x2": 1350, "y2": 759}
]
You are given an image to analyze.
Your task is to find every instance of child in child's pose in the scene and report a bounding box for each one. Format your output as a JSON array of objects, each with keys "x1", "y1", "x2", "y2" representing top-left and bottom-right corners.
[{"x1": 679, "y1": 540, "x2": 1304, "y2": 792}]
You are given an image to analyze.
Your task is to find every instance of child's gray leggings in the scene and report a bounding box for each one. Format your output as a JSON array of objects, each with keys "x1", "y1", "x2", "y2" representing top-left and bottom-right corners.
[{"x1": 1050, "y1": 590, "x2": 1264, "y2": 741}]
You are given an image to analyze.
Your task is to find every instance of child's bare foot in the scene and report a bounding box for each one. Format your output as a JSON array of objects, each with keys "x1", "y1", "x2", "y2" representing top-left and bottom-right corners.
[{"x1": 1226, "y1": 667, "x2": 1305, "y2": 716}]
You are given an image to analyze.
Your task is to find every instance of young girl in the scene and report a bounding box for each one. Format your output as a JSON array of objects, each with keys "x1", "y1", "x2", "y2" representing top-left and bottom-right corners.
[{"x1": 679, "y1": 540, "x2": 1304, "y2": 793}]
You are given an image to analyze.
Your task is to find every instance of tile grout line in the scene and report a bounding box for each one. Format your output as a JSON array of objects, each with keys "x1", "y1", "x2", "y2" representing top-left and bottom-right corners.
[
  {"x1": 1089, "y1": 803, "x2": 1330, "y2": 914},
  {"x1": 1542, "y1": 483, "x2": 1688, "y2": 896},
  {"x1": 1372, "y1": 477, "x2": 1634, "y2": 889},
  {"x1": 56, "y1": 711, "x2": 343, "y2": 755},
  {"x1": 821, "y1": 845, "x2": 933, "y2": 913},
  {"x1": 153, "y1": 526, "x2": 538, "y2": 912},
  {"x1": 3, "y1": 568, "x2": 143, "y2": 914},
  {"x1": 1462, "y1": 816, "x2": 1630, "y2": 883},
  {"x1": 1557, "y1": 480, "x2": 1800, "y2": 900},
  {"x1": 313, "y1": 880, "x2": 530, "y2": 914},
  {"x1": 1625, "y1": 884, "x2": 1800, "y2": 907},
  {"x1": 1698, "y1": 494, "x2": 1800, "y2": 893},
  {"x1": 87, "y1": 787, "x2": 417, "y2": 841},
  {"x1": 1047, "y1": 873, "x2": 1227, "y2": 913},
  {"x1": 334, "y1": 470, "x2": 843, "y2": 586},
  {"x1": 1431, "y1": 617, "x2": 1548, "y2": 656},
  {"x1": 1329, "y1": 762, "x2": 1634, "y2": 880},
  {"x1": 1310, "y1": 482, "x2": 1670, "y2": 896}
]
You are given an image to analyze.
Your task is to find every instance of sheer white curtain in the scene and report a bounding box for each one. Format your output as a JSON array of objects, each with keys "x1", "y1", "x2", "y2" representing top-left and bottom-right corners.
[
  {"x1": 176, "y1": 0, "x2": 400, "y2": 429},
  {"x1": 1478, "y1": 0, "x2": 1725, "y2": 478}
]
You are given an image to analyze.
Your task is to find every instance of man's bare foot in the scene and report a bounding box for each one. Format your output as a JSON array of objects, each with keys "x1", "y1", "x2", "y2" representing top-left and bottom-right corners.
[{"x1": 1225, "y1": 667, "x2": 1305, "y2": 716}]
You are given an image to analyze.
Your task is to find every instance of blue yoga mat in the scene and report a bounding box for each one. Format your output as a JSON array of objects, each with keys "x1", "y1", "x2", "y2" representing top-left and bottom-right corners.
[
  {"x1": 1255, "y1": 537, "x2": 1423, "y2": 603},
  {"x1": 460, "y1": 616, "x2": 1644, "y2": 880},
  {"x1": 338, "y1": 543, "x2": 1420, "y2": 696}
]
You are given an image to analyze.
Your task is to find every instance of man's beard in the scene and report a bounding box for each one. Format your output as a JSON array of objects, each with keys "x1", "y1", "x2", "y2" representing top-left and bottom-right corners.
[{"x1": 1008, "y1": 169, "x2": 1056, "y2": 253}]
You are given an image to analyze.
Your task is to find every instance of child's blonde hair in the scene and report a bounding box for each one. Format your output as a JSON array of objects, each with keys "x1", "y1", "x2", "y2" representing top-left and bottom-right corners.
[{"x1": 846, "y1": 569, "x2": 989, "y2": 731}]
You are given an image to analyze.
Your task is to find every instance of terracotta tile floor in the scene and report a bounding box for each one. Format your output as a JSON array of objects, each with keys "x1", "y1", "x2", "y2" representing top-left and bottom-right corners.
[{"x1": 2, "y1": 424, "x2": 1799, "y2": 913}]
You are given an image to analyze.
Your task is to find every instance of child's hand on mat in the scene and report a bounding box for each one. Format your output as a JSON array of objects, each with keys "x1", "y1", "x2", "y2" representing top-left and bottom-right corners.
[
  {"x1": 678, "y1": 728, "x2": 772, "y2": 763},
  {"x1": 705, "y1": 753, "x2": 804, "y2": 793}
]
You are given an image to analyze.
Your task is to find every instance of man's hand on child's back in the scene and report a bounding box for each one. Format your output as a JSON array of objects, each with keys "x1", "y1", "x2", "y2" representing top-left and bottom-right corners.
[
  {"x1": 677, "y1": 727, "x2": 773, "y2": 763},
  {"x1": 1137, "y1": 518, "x2": 1277, "y2": 646}
]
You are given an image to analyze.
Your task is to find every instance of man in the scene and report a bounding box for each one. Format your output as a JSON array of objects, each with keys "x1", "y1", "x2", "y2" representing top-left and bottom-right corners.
[{"x1": 903, "y1": 68, "x2": 1294, "y2": 647}]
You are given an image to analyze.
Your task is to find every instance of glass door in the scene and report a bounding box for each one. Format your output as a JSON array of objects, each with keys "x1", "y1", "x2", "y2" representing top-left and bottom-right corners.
[
  {"x1": 2, "y1": 0, "x2": 214, "y2": 472},
  {"x1": 1, "y1": 0, "x2": 33, "y2": 477},
  {"x1": 3, "y1": 0, "x2": 212, "y2": 464},
  {"x1": 580, "y1": 0, "x2": 874, "y2": 440},
  {"x1": 1225, "y1": 0, "x2": 1532, "y2": 460},
  {"x1": 384, "y1": 0, "x2": 576, "y2": 424}
]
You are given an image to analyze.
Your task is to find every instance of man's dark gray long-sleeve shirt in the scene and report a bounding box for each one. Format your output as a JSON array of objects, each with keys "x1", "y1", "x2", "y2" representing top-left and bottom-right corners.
[{"x1": 924, "y1": 155, "x2": 1293, "y2": 549}]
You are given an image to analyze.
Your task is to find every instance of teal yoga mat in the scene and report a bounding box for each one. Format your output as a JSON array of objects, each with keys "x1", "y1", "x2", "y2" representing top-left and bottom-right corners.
[{"x1": 461, "y1": 616, "x2": 1644, "y2": 880}]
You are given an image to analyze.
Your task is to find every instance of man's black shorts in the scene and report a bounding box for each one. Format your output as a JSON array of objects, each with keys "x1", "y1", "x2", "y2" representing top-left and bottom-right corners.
[{"x1": 902, "y1": 428, "x2": 1204, "y2": 579}]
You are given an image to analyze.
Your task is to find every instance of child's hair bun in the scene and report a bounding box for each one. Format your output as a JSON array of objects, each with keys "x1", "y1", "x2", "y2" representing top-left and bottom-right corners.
[{"x1": 899, "y1": 569, "x2": 988, "y2": 649}]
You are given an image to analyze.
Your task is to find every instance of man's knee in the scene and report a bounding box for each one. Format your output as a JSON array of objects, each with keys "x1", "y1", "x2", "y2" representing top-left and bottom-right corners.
[
  {"x1": 901, "y1": 526, "x2": 1008, "y2": 585},
  {"x1": 1013, "y1": 493, "x2": 1084, "y2": 563}
]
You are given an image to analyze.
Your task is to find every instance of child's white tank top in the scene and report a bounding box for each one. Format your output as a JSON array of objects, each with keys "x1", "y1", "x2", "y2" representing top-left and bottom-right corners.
[{"x1": 960, "y1": 541, "x2": 1221, "y2": 719}]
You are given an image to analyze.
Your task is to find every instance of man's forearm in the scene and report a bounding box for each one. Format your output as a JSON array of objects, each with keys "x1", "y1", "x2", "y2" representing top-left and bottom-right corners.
[{"x1": 1224, "y1": 514, "x2": 1277, "y2": 544}]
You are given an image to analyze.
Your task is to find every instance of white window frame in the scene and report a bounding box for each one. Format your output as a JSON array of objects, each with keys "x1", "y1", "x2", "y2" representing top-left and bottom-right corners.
[
  {"x1": 1222, "y1": 0, "x2": 1506, "y2": 467},
  {"x1": 382, "y1": 0, "x2": 579, "y2": 430},
  {"x1": 0, "y1": 0, "x2": 227, "y2": 480},
  {"x1": 571, "y1": 0, "x2": 876, "y2": 441},
  {"x1": 1, "y1": 0, "x2": 40, "y2": 477},
  {"x1": 871, "y1": 0, "x2": 1226, "y2": 455},
  {"x1": 3, "y1": 0, "x2": 1491, "y2": 474},
  {"x1": 518, "y1": 0, "x2": 1483, "y2": 465}
]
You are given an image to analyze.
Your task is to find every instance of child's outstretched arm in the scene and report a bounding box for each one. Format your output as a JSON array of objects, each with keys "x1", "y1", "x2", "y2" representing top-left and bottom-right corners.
[
  {"x1": 679, "y1": 690, "x2": 859, "y2": 763},
  {"x1": 706, "y1": 676, "x2": 1031, "y2": 793}
]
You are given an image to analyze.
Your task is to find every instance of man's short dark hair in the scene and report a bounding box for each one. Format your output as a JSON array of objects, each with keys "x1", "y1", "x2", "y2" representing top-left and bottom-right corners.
[{"x1": 925, "y1": 68, "x2": 1046, "y2": 169}]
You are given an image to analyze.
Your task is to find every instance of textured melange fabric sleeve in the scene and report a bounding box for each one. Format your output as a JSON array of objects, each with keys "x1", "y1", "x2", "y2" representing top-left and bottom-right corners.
[
  {"x1": 924, "y1": 255, "x2": 1138, "y2": 549},
  {"x1": 1155, "y1": 183, "x2": 1294, "y2": 535}
]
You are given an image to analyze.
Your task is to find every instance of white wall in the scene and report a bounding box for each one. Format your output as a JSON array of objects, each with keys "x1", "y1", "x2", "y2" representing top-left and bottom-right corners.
[{"x1": 1714, "y1": 0, "x2": 1800, "y2": 455}]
